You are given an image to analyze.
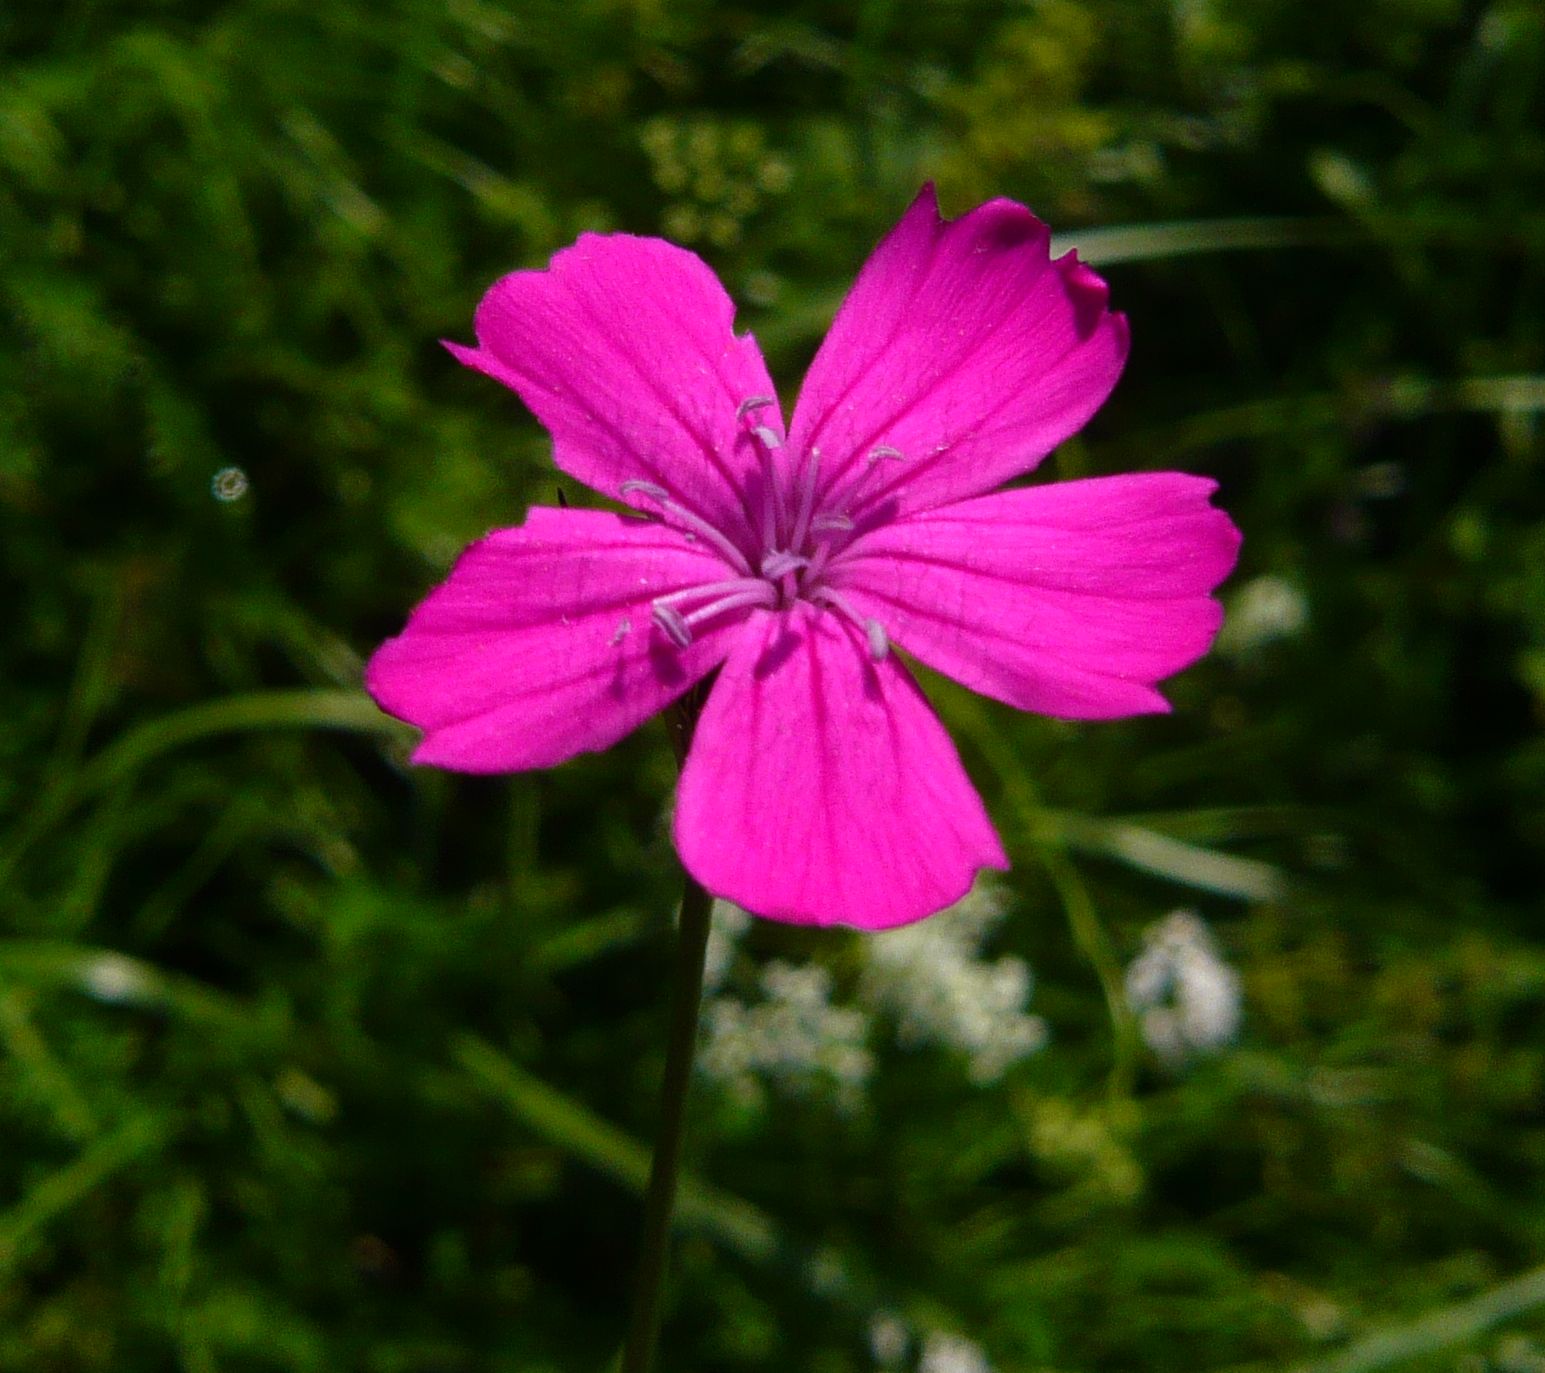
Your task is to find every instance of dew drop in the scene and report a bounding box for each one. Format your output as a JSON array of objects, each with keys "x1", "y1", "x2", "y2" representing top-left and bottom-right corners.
[{"x1": 211, "y1": 466, "x2": 250, "y2": 502}]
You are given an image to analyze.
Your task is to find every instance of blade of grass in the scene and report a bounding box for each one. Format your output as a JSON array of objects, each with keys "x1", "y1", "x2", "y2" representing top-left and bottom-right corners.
[
  {"x1": 940, "y1": 693, "x2": 1140, "y2": 1096},
  {"x1": 1052, "y1": 216, "x2": 1356, "y2": 266},
  {"x1": 1282, "y1": 1261, "x2": 1545, "y2": 1373},
  {"x1": 532, "y1": 907, "x2": 654, "y2": 974},
  {"x1": 1, "y1": 688, "x2": 406, "y2": 885},
  {"x1": 1118, "y1": 374, "x2": 1545, "y2": 465},
  {"x1": 453, "y1": 1034, "x2": 861, "y2": 1305},
  {"x1": 0, "y1": 1113, "x2": 168, "y2": 1274},
  {"x1": 1110, "y1": 805, "x2": 1321, "y2": 845},
  {"x1": 454, "y1": 1032, "x2": 780, "y2": 1265},
  {"x1": 46, "y1": 575, "x2": 124, "y2": 780},
  {"x1": 0, "y1": 940, "x2": 261, "y2": 1034},
  {"x1": 1038, "y1": 842, "x2": 1142, "y2": 1101},
  {"x1": 761, "y1": 217, "x2": 1371, "y2": 358},
  {"x1": 0, "y1": 977, "x2": 98, "y2": 1139},
  {"x1": 1045, "y1": 811, "x2": 1286, "y2": 903}
]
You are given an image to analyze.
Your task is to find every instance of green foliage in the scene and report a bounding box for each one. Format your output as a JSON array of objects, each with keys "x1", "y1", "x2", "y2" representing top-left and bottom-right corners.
[{"x1": 2, "y1": 0, "x2": 1544, "y2": 1369}]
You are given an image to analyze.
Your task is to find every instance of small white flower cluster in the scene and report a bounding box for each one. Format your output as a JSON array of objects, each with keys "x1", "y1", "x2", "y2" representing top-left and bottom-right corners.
[
  {"x1": 698, "y1": 882, "x2": 1046, "y2": 1109},
  {"x1": 699, "y1": 910, "x2": 873, "y2": 1109},
  {"x1": 79, "y1": 953, "x2": 146, "y2": 1004},
  {"x1": 918, "y1": 1331, "x2": 995, "y2": 1373},
  {"x1": 868, "y1": 1317, "x2": 995, "y2": 1373},
  {"x1": 1124, "y1": 909, "x2": 1242, "y2": 1067},
  {"x1": 702, "y1": 899, "x2": 752, "y2": 990},
  {"x1": 860, "y1": 882, "x2": 1047, "y2": 1084}
]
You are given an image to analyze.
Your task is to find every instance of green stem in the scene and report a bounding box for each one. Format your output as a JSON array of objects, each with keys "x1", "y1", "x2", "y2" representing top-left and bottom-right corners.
[{"x1": 620, "y1": 868, "x2": 714, "y2": 1373}]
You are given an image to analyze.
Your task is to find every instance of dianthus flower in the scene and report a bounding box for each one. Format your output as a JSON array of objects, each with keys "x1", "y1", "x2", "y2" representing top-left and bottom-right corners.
[{"x1": 367, "y1": 187, "x2": 1240, "y2": 929}]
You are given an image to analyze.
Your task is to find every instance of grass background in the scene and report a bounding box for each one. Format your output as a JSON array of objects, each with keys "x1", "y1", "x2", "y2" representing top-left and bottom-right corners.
[{"x1": 2, "y1": 0, "x2": 1544, "y2": 1369}]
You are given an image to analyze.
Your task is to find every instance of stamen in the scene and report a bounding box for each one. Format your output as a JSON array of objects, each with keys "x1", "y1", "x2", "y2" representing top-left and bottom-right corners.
[
  {"x1": 735, "y1": 396, "x2": 787, "y2": 546},
  {"x1": 609, "y1": 616, "x2": 632, "y2": 646},
  {"x1": 786, "y1": 445, "x2": 822, "y2": 554},
  {"x1": 803, "y1": 537, "x2": 836, "y2": 587},
  {"x1": 865, "y1": 618, "x2": 890, "y2": 660},
  {"x1": 620, "y1": 479, "x2": 668, "y2": 500},
  {"x1": 809, "y1": 512, "x2": 853, "y2": 534},
  {"x1": 751, "y1": 444, "x2": 784, "y2": 551},
  {"x1": 823, "y1": 442, "x2": 907, "y2": 517},
  {"x1": 651, "y1": 602, "x2": 692, "y2": 648},
  {"x1": 654, "y1": 576, "x2": 772, "y2": 611},
  {"x1": 682, "y1": 582, "x2": 778, "y2": 630},
  {"x1": 804, "y1": 510, "x2": 858, "y2": 590},
  {"x1": 760, "y1": 550, "x2": 808, "y2": 580},
  {"x1": 619, "y1": 480, "x2": 752, "y2": 575},
  {"x1": 810, "y1": 588, "x2": 889, "y2": 660}
]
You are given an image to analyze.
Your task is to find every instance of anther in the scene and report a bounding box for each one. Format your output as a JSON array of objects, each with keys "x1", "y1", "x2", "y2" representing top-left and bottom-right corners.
[
  {"x1": 651, "y1": 602, "x2": 692, "y2": 648},
  {"x1": 760, "y1": 550, "x2": 808, "y2": 580},
  {"x1": 736, "y1": 396, "x2": 776, "y2": 422},
  {"x1": 810, "y1": 587, "x2": 888, "y2": 660},
  {"x1": 810, "y1": 513, "x2": 854, "y2": 534},
  {"x1": 682, "y1": 583, "x2": 778, "y2": 628},
  {"x1": 655, "y1": 576, "x2": 774, "y2": 612},
  {"x1": 620, "y1": 479, "x2": 669, "y2": 500},
  {"x1": 619, "y1": 479, "x2": 753, "y2": 575},
  {"x1": 868, "y1": 444, "x2": 904, "y2": 464},
  {"x1": 864, "y1": 619, "x2": 889, "y2": 661}
]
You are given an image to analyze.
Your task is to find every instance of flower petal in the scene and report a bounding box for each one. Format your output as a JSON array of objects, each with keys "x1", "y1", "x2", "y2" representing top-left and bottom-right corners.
[
  {"x1": 675, "y1": 606, "x2": 1007, "y2": 929},
  {"x1": 835, "y1": 473, "x2": 1241, "y2": 719},
  {"x1": 447, "y1": 233, "x2": 781, "y2": 546},
  {"x1": 366, "y1": 507, "x2": 738, "y2": 772},
  {"x1": 787, "y1": 185, "x2": 1128, "y2": 522}
]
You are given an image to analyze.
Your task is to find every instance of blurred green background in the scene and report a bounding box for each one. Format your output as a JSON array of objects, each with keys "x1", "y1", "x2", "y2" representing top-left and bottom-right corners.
[{"x1": 3, "y1": 0, "x2": 1544, "y2": 1369}]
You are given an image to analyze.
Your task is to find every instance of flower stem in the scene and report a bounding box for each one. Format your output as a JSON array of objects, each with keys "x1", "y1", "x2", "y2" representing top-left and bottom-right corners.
[{"x1": 620, "y1": 867, "x2": 714, "y2": 1373}]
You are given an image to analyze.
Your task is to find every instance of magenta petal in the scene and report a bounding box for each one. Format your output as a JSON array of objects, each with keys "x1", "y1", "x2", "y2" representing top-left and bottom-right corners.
[
  {"x1": 837, "y1": 473, "x2": 1242, "y2": 720},
  {"x1": 787, "y1": 185, "x2": 1128, "y2": 521},
  {"x1": 675, "y1": 606, "x2": 1007, "y2": 929},
  {"x1": 365, "y1": 507, "x2": 738, "y2": 772},
  {"x1": 447, "y1": 233, "x2": 782, "y2": 546}
]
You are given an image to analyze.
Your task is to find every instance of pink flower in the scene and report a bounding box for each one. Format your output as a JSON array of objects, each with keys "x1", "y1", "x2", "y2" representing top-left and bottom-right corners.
[{"x1": 366, "y1": 187, "x2": 1240, "y2": 929}]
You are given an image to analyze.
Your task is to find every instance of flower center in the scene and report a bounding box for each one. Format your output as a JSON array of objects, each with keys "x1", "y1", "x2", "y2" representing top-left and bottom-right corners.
[{"x1": 621, "y1": 397, "x2": 896, "y2": 658}]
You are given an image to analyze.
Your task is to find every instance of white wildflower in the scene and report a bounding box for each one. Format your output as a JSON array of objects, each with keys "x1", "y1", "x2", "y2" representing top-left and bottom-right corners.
[
  {"x1": 699, "y1": 959, "x2": 873, "y2": 1110},
  {"x1": 868, "y1": 1313, "x2": 910, "y2": 1367},
  {"x1": 918, "y1": 1330, "x2": 995, "y2": 1373},
  {"x1": 703, "y1": 900, "x2": 752, "y2": 991},
  {"x1": 80, "y1": 953, "x2": 145, "y2": 1004},
  {"x1": 1125, "y1": 909, "x2": 1242, "y2": 1067},
  {"x1": 1216, "y1": 574, "x2": 1309, "y2": 657},
  {"x1": 860, "y1": 881, "x2": 1046, "y2": 1083}
]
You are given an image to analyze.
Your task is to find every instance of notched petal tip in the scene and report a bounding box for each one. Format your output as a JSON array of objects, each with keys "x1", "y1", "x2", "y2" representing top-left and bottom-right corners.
[
  {"x1": 971, "y1": 199, "x2": 1055, "y2": 256},
  {"x1": 442, "y1": 337, "x2": 526, "y2": 395},
  {"x1": 909, "y1": 179, "x2": 942, "y2": 220},
  {"x1": 1170, "y1": 475, "x2": 1245, "y2": 592},
  {"x1": 1054, "y1": 249, "x2": 1119, "y2": 337},
  {"x1": 409, "y1": 732, "x2": 517, "y2": 775}
]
